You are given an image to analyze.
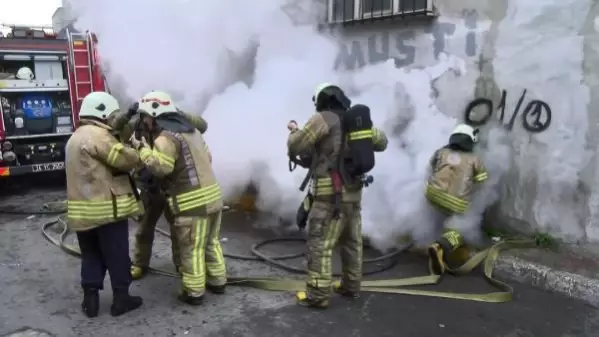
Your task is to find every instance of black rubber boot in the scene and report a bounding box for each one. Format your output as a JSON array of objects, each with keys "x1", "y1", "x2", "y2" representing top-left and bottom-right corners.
[
  {"x1": 178, "y1": 291, "x2": 204, "y2": 306},
  {"x1": 81, "y1": 288, "x2": 100, "y2": 318},
  {"x1": 207, "y1": 284, "x2": 226, "y2": 294},
  {"x1": 334, "y1": 284, "x2": 360, "y2": 299},
  {"x1": 110, "y1": 289, "x2": 143, "y2": 317},
  {"x1": 296, "y1": 291, "x2": 329, "y2": 309}
]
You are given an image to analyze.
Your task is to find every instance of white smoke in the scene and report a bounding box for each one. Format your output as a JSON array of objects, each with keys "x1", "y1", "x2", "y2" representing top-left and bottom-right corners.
[{"x1": 69, "y1": 0, "x2": 511, "y2": 251}]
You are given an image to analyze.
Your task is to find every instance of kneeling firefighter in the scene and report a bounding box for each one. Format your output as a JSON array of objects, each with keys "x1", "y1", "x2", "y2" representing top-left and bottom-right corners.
[
  {"x1": 426, "y1": 123, "x2": 488, "y2": 274},
  {"x1": 130, "y1": 91, "x2": 226, "y2": 305},
  {"x1": 109, "y1": 99, "x2": 210, "y2": 280},
  {"x1": 287, "y1": 83, "x2": 388, "y2": 309},
  {"x1": 65, "y1": 92, "x2": 144, "y2": 318}
]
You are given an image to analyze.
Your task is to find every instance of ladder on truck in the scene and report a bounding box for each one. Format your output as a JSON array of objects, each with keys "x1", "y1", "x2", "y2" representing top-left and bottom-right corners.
[{"x1": 67, "y1": 29, "x2": 94, "y2": 113}]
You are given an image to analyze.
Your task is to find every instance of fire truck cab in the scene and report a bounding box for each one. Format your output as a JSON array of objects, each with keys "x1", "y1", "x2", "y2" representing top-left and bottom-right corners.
[{"x1": 0, "y1": 24, "x2": 106, "y2": 177}]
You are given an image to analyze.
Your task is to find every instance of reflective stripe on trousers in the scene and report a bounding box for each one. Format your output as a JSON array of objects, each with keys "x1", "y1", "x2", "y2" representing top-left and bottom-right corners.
[
  {"x1": 174, "y1": 212, "x2": 227, "y2": 296},
  {"x1": 167, "y1": 184, "x2": 222, "y2": 213},
  {"x1": 306, "y1": 202, "x2": 363, "y2": 299},
  {"x1": 311, "y1": 177, "x2": 346, "y2": 196},
  {"x1": 67, "y1": 195, "x2": 139, "y2": 220}
]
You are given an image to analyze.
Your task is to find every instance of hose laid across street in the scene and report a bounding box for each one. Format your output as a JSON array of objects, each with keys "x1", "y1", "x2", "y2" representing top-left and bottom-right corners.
[{"x1": 0, "y1": 201, "x2": 537, "y2": 303}]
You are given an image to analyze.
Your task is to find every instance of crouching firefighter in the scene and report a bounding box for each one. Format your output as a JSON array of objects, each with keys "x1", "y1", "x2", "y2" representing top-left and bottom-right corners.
[
  {"x1": 65, "y1": 92, "x2": 144, "y2": 318},
  {"x1": 426, "y1": 123, "x2": 488, "y2": 275},
  {"x1": 130, "y1": 90, "x2": 226, "y2": 305},
  {"x1": 287, "y1": 83, "x2": 388, "y2": 309},
  {"x1": 109, "y1": 100, "x2": 210, "y2": 280}
]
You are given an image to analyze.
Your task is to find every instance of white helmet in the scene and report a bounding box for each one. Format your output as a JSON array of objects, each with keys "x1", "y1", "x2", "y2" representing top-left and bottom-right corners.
[
  {"x1": 451, "y1": 123, "x2": 479, "y2": 143},
  {"x1": 16, "y1": 67, "x2": 34, "y2": 80},
  {"x1": 313, "y1": 82, "x2": 333, "y2": 102},
  {"x1": 138, "y1": 91, "x2": 177, "y2": 117},
  {"x1": 79, "y1": 92, "x2": 120, "y2": 120}
]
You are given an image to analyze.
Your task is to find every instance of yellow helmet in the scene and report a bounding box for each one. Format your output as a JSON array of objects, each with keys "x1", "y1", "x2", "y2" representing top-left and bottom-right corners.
[{"x1": 138, "y1": 91, "x2": 177, "y2": 117}]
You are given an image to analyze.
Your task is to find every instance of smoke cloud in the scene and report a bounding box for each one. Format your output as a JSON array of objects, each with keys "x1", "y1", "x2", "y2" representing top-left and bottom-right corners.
[{"x1": 69, "y1": 0, "x2": 511, "y2": 251}]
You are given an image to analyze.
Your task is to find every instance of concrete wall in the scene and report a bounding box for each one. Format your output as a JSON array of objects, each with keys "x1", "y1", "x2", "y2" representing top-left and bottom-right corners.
[{"x1": 334, "y1": 0, "x2": 599, "y2": 243}]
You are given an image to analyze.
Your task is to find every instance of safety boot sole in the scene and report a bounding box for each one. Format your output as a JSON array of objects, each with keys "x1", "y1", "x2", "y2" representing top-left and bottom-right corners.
[
  {"x1": 131, "y1": 265, "x2": 148, "y2": 280},
  {"x1": 178, "y1": 292, "x2": 204, "y2": 306},
  {"x1": 428, "y1": 244, "x2": 446, "y2": 275},
  {"x1": 296, "y1": 291, "x2": 329, "y2": 309},
  {"x1": 334, "y1": 286, "x2": 360, "y2": 299},
  {"x1": 207, "y1": 284, "x2": 226, "y2": 294}
]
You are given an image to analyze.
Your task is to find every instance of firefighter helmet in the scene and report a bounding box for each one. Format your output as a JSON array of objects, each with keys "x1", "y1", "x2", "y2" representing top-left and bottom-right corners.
[
  {"x1": 138, "y1": 91, "x2": 177, "y2": 117},
  {"x1": 16, "y1": 67, "x2": 34, "y2": 80},
  {"x1": 312, "y1": 83, "x2": 351, "y2": 112},
  {"x1": 78, "y1": 91, "x2": 120, "y2": 120},
  {"x1": 451, "y1": 124, "x2": 479, "y2": 143}
]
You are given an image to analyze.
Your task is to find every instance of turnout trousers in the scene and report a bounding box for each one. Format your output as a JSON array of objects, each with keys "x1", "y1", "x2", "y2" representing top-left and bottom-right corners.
[
  {"x1": 172, "y1": 212, "x2": 227, "y2": 297},
  {"x1": 76, "y1": 219, "x2": 132, "y2": 291},
  {"x1": 426, "y1": 197, "x2": 470, "y2": 270},
  {"x1": 305, "y1": 201, "x2": 362, "y2": 301},
  {"x1": 132, "y1": 190, "x2": 180, "y2": 269}
]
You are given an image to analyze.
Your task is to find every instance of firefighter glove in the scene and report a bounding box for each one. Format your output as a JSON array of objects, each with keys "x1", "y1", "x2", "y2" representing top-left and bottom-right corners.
[
  {"x1": 126, "y1": 102, "x2": 139, "y2": 119},
  {"x1": 129, "y1": 134, "x2": 148, "y2": 150}
]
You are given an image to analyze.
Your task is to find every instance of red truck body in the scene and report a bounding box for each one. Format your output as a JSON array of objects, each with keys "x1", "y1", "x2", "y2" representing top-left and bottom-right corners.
[{"x1": 0, "y1": 26, "x2": 106, "y2": 177}]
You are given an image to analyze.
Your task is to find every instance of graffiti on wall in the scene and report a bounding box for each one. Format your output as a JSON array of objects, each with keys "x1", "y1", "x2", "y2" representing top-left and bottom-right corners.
[
  {"x1": 334, "y1": 9, "x2": 480, "y2": 70},
  {"x1": 464, "y1": 90, "x2": 552, "y2": 133}
]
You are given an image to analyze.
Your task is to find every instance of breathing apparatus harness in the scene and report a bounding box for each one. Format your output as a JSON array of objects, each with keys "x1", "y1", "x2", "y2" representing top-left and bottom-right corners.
[{"x1": 290, "y1": 86, "x2": 376, "y2": 230}]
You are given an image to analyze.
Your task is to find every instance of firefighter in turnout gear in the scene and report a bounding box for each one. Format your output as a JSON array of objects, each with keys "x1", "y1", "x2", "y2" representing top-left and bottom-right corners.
[
  {"x1": 65, "y1": 91, "x2": 144, "y2": 318},
  {"x1": 109, "y1": 103, "x2": 209, "y2": 280},
  {"x1": 426, "y1": 123, "x2": 488, "y2": 275},
  {"x1": 287, "y1": 83, "x2": 388, "y2": 309},
  {"x1": 130, "y1": 91, "x2": 226, "y2": 305}
]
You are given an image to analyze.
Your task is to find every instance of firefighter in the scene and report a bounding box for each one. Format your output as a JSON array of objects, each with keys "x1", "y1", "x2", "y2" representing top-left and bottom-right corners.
[
  {"x1": 426, "y1": 123, "x2": 488, "y2": 274},
  {"x1": 287, "y1": 83, "x2": 388, "y2": 309},
  {"x1": 109, "y1": 102, "x2": 210, "y2": 280},
  {"x1": 130, "y1": 90, "x2": 226, "y2": 305},
  {"x1": 65, "y1": 91, "x2": 144, "y2": 318}
]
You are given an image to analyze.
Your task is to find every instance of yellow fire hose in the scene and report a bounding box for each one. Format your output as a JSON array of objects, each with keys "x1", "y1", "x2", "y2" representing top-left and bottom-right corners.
[{"x1": 3, "y1": 201, "x2": 537, "y2": 303}]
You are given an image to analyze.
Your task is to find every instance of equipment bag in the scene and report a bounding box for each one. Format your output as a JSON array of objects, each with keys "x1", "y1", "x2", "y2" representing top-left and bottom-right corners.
[{"x1": 342, "y1": 104, "x2": 375, "y2": 176}]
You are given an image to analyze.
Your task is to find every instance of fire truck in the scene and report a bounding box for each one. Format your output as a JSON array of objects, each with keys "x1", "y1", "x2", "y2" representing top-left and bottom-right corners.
[{"x1": 0, "y1": 24, "x2": 106, "y2": 178}]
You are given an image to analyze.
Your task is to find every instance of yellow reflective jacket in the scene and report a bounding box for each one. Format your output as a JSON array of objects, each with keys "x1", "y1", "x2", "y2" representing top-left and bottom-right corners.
[
  {"x1": 425, "y1": 147, "x2": 488, "y2": 214},
  {"x1": 287, "y1": 111, "x2": 388, "y2": 203},
  {"x1": 138, "y1": 129, "x2": 222, "y2": 216},
  {"x1": 65, "y1": 119, "x2": 144, "y2": 231}
]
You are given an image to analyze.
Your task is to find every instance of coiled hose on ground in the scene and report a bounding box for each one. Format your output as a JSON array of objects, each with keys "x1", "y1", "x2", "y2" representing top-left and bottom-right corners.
[
  {"x1": 0, "y1": 200, "x2": 536, "y2": 302},
  {"x1": 0, "y1": 201, "x2": 408, "y2": 278}
]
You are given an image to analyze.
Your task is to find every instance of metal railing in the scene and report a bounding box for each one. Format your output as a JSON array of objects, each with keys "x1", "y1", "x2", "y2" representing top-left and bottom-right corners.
[{"x1": 326, "y1": 0, "x2": 435, "y2": 24}]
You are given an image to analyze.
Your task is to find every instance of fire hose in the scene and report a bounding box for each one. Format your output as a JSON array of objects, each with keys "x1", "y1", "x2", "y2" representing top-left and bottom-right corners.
[{"x1": 0, "y1": 201, "x2": 536, "y2": 302}]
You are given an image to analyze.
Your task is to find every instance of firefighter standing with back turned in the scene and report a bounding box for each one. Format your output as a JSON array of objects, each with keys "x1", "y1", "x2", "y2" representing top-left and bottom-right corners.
[
  {"x1": 65, "y1": 92, "x2": 144, "y2": 318},
  {"x1": 426, "y1": 123, "x2": 488, "y2": 274},
  {"x1": 109, "y1": 100, "x2": 210, "y2": 280},
  {"x1": 129, "y1": 91, "x2": 226, "y2": 305},
  {"x1": 287, "y1": 83, "x2": 388, "y2": 309}
]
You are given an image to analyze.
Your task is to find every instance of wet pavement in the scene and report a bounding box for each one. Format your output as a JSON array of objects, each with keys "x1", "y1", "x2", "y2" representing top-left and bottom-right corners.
[{"x1": 0, "y1": 179, "x2": 596, "y2": 337}]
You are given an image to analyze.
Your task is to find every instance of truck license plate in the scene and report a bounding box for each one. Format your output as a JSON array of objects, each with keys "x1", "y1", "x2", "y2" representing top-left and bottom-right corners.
[{"x1": 31, "y1": 162, "x2": 65, "y2": 173}]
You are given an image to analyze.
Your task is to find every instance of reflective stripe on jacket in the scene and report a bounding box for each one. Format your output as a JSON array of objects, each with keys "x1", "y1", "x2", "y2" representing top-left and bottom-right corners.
[
  {"x1": 287, "y1": 111, "x2": 388, "y2": 204},
  {"x1": 65, "y1": 119, "x2": 143, "y2": 231},
  {"x1": 425, "y1": 147, "x2": 488, "y2": 214},
  {"x1": 139, "y1": 129, "x2": 223, "y2": 216}
]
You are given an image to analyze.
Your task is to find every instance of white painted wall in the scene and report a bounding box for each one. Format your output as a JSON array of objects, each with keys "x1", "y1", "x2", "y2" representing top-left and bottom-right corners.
[{"x1": 336, "y1": 0, "x2": 599, "y2": 243}]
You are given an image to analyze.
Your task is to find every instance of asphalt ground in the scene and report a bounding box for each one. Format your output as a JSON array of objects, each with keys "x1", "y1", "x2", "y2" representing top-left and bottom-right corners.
[{"x1": 0, "y1": 175, "x2": 596, "y2": 337}]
